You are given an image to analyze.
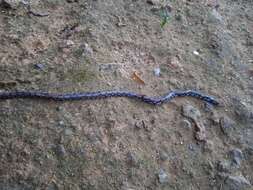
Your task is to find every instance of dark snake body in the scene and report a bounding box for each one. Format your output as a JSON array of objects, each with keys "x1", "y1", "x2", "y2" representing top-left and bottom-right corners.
[{"x1": 0, "y1": 90, "x2": 219, "y2": 106}]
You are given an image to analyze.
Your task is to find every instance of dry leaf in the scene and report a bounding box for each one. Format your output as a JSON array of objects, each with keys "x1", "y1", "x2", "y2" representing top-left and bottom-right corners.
[{"x1": 132, "y1": 71, "x2": 145, "y2": 85}]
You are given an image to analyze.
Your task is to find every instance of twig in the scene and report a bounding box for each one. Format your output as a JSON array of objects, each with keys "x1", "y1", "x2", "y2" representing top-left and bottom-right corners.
[{"x1": 28, "y1": 10, "x2": 49, "y2": 17}]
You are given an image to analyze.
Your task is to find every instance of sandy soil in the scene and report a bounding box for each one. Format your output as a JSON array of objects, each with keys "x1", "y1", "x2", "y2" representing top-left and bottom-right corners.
[{"x1": 0, "y1": 0, "x2": 252, "y2": 189}]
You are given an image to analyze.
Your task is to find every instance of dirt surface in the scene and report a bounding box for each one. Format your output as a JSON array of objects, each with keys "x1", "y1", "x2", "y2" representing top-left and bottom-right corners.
[{"x1": 0, "y1": 0, "x2": 252, "y2": 189}]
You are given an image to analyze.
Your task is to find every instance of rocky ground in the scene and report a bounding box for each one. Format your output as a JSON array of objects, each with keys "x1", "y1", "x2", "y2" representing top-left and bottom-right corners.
[{"x1": 0, "y1": 0, "x2": 252, "y2": 189}]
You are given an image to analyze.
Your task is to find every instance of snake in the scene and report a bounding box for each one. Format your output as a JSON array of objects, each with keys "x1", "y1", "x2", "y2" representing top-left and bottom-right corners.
[{"x1": 0, "y1": 90, "x2": 219, "y2": 106}]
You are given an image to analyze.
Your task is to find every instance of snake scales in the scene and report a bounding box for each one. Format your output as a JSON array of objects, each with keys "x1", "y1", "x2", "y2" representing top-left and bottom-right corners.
[{"x1": 0, "y1": 90, "x2": 219, "y2": 106}]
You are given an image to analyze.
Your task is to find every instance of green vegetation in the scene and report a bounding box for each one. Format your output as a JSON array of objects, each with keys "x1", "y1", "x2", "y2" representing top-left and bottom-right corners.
[{"x1": 160, "y1": 7, "x2": 171, "y2": 28}]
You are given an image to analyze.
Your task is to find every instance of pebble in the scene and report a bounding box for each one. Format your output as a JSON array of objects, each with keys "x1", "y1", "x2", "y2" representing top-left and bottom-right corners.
[
  {"x1": 219, "y1": 116, "x2": 235, "y2": 136},
  {"x1": 203, "y1": 102, "x2": 214, "y2": 112},
  {"x1": 169, "y1": 56, "x2": 183, "y2": 70},
  {"x1": 217, "y1": 160, "x2": 232, "y2": 173},
  {"x1": 55, "y1": 144, "x2": 66, "y2": 157},
  {"x1": 158, "y1": 169, "x2": 169, "y2": 184},
  {"x1": 188, "y1": 144, "x2": 195, "y2": 151},
  {"x1": 99, "y1": 63, "x2": 119, "y2": 72},
  {"x1": 34, "y1": 63, "x2": 45, "y2": 70},
  {"x1": 193, "y1": 50, "x2": 200, "y2": 56},
  {"x1": 182, "y1": 104, "x2": 207, "y2": 141},
  {"x1": 159, "y1": 150, "x2": 169, "y2": 161},
  {"x1": 182, "y1": 104, "x2": 201, "y2": 121},
  {"x1": 1, "y1": 0, "x2": 20, "y2": 9},
  {"x1": 78, "y1": 148, "x2": 86, "y2": 157},
  {"x1": 244, "y1": 145, "x2": 253, "y2": 162},
  {"x1": 66, "y1": 40, "x2": 75, "y2": 46},
  {"x1": 209, "y1": 9, "x2": 224, "y2": 24},
  {"x1": 224, "y1": 175, "x2": 251, "y2": 190},
  {"x1": 58, "y1": 121, "x2": 65, "y2": 126},
  {"x1": 46, "y1": 183, "x2": 58, "y2": 190},
  {"x1": 233, "y1": 98, "x2": 253, "y2": 124},
  {"x1": 179, "y1": 119, "x2": 192, "y2": 129},
  {"x1": 154, "y1": 68, "x2": 161, "y2": 77},
  {"x1": 210, "y1": 111, "x2": 220, "y2": 125},
  {"x1": 230, "y1": 148, "x2": 243, "y2": 167},
  {"x1": 126, "y1": 152, "x2": 139, "y2": 167},
  {"x1": 134, "y1": 120, "x2": 146, "y2": 130},
  {"x1": 82, "y1": 43, "x2": 94, "y2": 56},
  {"x1": 146, "y1": 0, "x2": 160, "y2": 5},
  {"x1": 204, "y1": 140, "x2": 214, "y2": 153},
  {"x1": 121, "y1": 181, "x2": 136, "y2": 190},
  {"x1": 206, "y1": 0, "x2": 219, "y2": 8},
  {"x1": 56, "y1": 106, "x2": 63, "y2": 112},
  {"x1": 64, "y1": 128, "x2": 74, "y2": 136}
]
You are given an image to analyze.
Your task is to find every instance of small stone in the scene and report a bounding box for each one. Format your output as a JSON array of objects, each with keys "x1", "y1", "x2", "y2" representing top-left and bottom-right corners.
[
  {"x1": 182, "y1": 104, "x2": 201, "y2": 121},
  {"x1": 121, "y1": 181, "x2": 136, "y2": 190},
  {"x1": 66, "y1": 40, "x2": 74, "y2": 46},
  {"x1": 210, "y1": 111, "x2": 220, "y2": 125},
  {"x1": 217, "y1": 160, "x2": 232, "y2": 173},
  {"x1": 154, "y1": 68, "x2": 161, "y2": 77},
  {"x1": 158, "y1": 169, "x2": 169, "y2": 184},
  {"x1": 206, "y1": 0, "x2": 219, "y2": 8},
  {"x1": 1, "y1": 0, "x2": 20, "y2": 9},
  {"x1": 46, "y1": 183, "x2": 58, "y2": 190},
  {"x1": 134, "y1": 120, "x2": 146, "y2": 130},
  {"x1": 150, "y1": 6, "x2": 161, "y2": 12},
  {"x1": 233, "y1": 98, "x2": 253, "y2": 124},
  {"x1": 209, "y1": 9, "x2": 223, "y2": 24},
  {"x1": 150, "y1": 115, "x2": 157, "y2": 124},
  {"x1": 219, "y1": 116, "x2": 235, "y2": 136},
  {"x1": 64, "y1": 128, "x2": 74, "y2": 136},
  {"x1": 224, "y1": 175, "x2": 251, "y2": 190},
  {"x1": 34, "y1": 63, "x2": 45, "y2": 70},
  {"x1": 179, "y1": 119, "x2": 192, "y2": 129},
  {"x1": 193, "y1": 50, "x2": 200, "y2": 56},
  {"x1": 230, "y1": 148, "x2": 243, "y2": 167},
  {"x1": 245, "y1": 145, "x2": 253, "y2": 156},
  {"x1": 204, "y1": 102, "x2": 214, "y2": 112},
  {"x1": 169, "y1": 56, "x2": 183, "y2": 70},
  {"x1": 82, "y1": 43, "x2": 93, "y2": 56},
  {"x1": 98, "y1": 63, "x2": 119, "y2": 72},
  {"x1": 56, "y1": 106, "x2": 62, "y2": 111},
  {"x1": 182, "y1": 105, "x2": 207, "y2": 141},
  {"x1": 126, "y1": 152, "x2": 139, "y2": 167},
  {"x1": 188, "y1": 144, "x2": 195, "y2": 151},
  {"x1": 58, "y1": 121, "x2": 65, "y2": 126},
  {"x1": 146, "y1": 0, "x2": 160, "y2": 5},
  {"x1": 204, "y1": 140, "x2": 214, "y2": 153},
  {"x1": 55, "y1": 144, "x2": 66, "y2": 157},
  {"x1": 159, "y1": 150, "x2": 169, "y2": 161},
  {"x1": 73, "y1": 124, "x2": 82, "y2": 132},
  {"x1": 175, "y1": 13, "x2": 182, "y2": 21},
  {"x1": 78, "y1": 148, "x2": 86, "y2": 157}
]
